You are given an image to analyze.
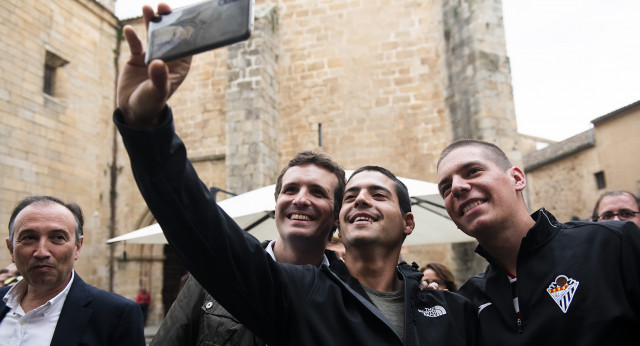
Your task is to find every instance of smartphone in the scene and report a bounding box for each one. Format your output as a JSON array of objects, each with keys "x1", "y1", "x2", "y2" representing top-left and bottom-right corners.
[{"x1": 145, "y1": 0, "x2": 253, "y2": 64}]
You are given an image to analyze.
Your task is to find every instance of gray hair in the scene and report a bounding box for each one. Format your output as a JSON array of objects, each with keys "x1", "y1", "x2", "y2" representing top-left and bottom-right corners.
[{"x1": 8, "y1": 196, "x2": 84, "y2": 247}]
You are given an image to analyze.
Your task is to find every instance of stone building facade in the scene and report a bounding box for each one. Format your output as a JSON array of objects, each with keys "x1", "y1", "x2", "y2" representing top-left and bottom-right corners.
[
  {"x1": 0, "y1": 0, "x2": 119, "y2": 290},
  {"x1": 524, "y1": 100, "x2": 640, "y2": 222},
  {"x1": 2, "y1": 0, "x2": 521, "y2": 323}
]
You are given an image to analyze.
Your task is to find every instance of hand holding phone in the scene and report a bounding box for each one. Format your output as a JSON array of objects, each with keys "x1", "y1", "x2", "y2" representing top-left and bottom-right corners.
[
  {"x1": 117, "y1": 3, "x2": 192, "y2": 128},
  {"x1": 145, "y1": 0, "x2": 253, "y2": 64}
]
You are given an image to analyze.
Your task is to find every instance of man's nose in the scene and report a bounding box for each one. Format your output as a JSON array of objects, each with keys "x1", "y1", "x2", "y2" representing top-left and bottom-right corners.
[
  {"x1": 451, "y1": 176, "x2": 470, "y2": 197},
  {"x1": 292, "y1": 189, "x2": 311, "y2": 206},
  {"x1": 354, "y1": 190, "x2": 371, "y2": 208},
  {"x1": 34, "y1": 240, "x2": 51, "y2": 258}
]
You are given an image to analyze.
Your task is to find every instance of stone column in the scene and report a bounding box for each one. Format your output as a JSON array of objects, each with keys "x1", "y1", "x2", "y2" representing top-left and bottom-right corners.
[
  {"x1": 442, "y1": 0, "x2": 521, "y2": 164},
  {"x1": 226, "y1": 5, "x2": 280, "y2": 193},
  {"x1": 442, "y1": 0, "x2": 521, "y2": 280}
]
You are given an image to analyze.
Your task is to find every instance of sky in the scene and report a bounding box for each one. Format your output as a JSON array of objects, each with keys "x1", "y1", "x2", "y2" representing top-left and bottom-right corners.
[{"x1": 116, "y1": 0, "x2": 640, "y2": 142}]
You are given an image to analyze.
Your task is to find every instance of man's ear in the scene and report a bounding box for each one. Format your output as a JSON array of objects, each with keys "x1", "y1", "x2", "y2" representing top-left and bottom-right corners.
[
  {"x1": 403, "y1": 212, "x2": 415, "y2": 236},
  {"x1": 510, "y1": 166, "x2": 527, "y2": 192},
  {"x1": 6, "y1": 238, "x2": 14, "y2": 262},
  {"x1": 74, "y1": 237, "x2": 84, "y2": 260}
]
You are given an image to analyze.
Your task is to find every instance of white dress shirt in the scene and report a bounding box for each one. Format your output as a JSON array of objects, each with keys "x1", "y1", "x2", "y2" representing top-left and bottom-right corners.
[
  {"x1": 0, "y1": 271, "x2": 74, "y2": 346},
  {"x1": 265, "y1": 240, "x2": 330, "y2": 266}
]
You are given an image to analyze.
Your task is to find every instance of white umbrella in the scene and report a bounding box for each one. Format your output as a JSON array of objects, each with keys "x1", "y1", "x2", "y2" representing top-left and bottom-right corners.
[
  {"x1": 106, "y1": 223, "x2": 169, "y2": 244},
  {"x1": 107, "y1": 171, "x2": 474, "y2": 245}
]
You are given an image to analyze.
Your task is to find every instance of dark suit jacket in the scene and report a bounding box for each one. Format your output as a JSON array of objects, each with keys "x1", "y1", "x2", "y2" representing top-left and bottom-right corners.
[{"x1": 0, "y1": 274, "x2": 146, "y2": 346}]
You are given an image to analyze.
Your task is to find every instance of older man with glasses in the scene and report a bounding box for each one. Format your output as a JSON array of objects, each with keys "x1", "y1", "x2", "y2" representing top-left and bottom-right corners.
[{"x1": 592, "y1": 190, "x2": 640, "y2": 227}]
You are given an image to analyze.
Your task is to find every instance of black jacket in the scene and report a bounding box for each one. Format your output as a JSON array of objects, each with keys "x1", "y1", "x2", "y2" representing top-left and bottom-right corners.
[
  {"x1": 115, "y1": 107, "x2": 478, "y2": 345},
  {"x1": 459, "y1": 209, "x2": 640, "y2": 345}
]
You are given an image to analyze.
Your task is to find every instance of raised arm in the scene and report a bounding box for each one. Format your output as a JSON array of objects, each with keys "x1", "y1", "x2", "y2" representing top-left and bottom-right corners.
[{"x1": 116, "y1": 4, "x2": 191, "y2": 128}]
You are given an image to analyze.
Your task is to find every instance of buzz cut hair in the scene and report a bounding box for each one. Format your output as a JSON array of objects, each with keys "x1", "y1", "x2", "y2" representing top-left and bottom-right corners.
[{"x1": 437, "y1": 139, "x2": 513, "y2": 171}]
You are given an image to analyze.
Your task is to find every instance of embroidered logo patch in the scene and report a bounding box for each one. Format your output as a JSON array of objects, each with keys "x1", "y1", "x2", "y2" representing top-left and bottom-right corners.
[
  {"x1": 418, "y1": 305, "x2": 446, "y2": 317},
  {"x1": 546, "y1": 275, "x2": 579, "y2": 313}
]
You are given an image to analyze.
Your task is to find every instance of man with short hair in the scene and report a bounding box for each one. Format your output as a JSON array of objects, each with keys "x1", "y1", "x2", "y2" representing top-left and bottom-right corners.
[
  {"x1": 152, "y1": 150, "x2": 346, "y2": 345},
  {"x1": 592, "y1": 190, "x2": 640, "y2": 227},
  {"x1": 114, "y1": 5, "x2": 477, "y2": 344},
  {"x1": 0, "y1": 196, "x2": 145, "y2": 346},
  {"x1": 437, "y1": 139, "x2": 640, "y2": 345}
]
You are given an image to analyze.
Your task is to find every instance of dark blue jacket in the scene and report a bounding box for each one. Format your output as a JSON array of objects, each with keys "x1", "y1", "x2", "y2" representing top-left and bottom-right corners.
[{"x1": 0, "y1": 274, "x2": 146, "y2": 346}]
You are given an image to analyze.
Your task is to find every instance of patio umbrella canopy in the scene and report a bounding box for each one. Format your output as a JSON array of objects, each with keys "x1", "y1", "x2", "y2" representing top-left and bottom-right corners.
[{"x1": 107, "y1": 171, "x2": 474, "y2": 246}]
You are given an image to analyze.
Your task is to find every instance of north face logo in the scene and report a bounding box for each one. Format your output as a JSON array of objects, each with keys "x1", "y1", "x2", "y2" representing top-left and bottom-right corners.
[{"x1": 418, "y1": 305, "x2": 446, "y2": 317}]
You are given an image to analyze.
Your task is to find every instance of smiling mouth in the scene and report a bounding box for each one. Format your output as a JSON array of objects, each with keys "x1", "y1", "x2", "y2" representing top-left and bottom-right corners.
[
  {"x1": 350, "y1": 215, "x2": 376, "y2": 223},
  {"x1": 290, "y1": 214, "x2": 311, "y2": 221},
  {"x1": 462, "y1": 200, "x2": 486, "y2": 215}
]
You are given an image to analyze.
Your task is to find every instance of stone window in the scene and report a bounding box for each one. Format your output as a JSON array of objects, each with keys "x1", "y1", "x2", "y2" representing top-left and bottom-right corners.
[
  {"x1": 594, "y1": 171, "x2": 606, "y2": 190},
  {"x1": 43, "y1": 50, "x2": 68, "y2": 96}
]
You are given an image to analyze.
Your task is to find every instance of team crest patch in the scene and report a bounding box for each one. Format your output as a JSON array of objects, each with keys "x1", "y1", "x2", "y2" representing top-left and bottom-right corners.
[
  {"x1": 546, "y1": 275, "x2": 579, "y2": 313},
  {"x1": 418, "y1": 305, "x2": 446, "y2": 317}
]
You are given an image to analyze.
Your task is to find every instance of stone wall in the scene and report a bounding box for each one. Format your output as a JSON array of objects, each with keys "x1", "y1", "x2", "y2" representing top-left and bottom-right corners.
[
  {"x1": 276, "y1": 0, "x2": 452, "y2": 182},
  {"x1": 592, "y1": 106, "x2": 640, "y2": 194},
  {"x1": 0, "y1": 0, "x2": 119, "y2": 291},
  {"x1": 526, "y1": 146, "x2": 600, "y2": 221}
]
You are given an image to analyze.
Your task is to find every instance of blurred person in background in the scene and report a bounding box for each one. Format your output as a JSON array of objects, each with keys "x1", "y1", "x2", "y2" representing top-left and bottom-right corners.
[
  {"x1": 420, "y1": 263, "x2": 458, "y2": 291},
  {"x1": 325, "y1": 235, "x2": 345, "y2": 261},
  {"x1": 591, "y1": 190, "x2": 640, "y2": 227},
  {"x1": 136, "y1": 286, "x2": 151, "y2": 326}
]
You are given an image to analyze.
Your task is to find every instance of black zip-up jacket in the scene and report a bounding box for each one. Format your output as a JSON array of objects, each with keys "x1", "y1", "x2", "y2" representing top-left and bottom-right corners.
[
  {"x1": 115, "y1": 107, "x2": 477, "y2": 345},
  {"x1": 459, "y1": 209, "x2": 640, "y2": 345}
]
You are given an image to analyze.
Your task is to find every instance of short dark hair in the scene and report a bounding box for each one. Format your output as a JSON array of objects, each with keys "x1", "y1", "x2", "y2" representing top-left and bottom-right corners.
[
  {"x1": 348, "y1": 166, "x2": 411, "y2": 215},
  {"x1": 437, "y1": 139, "x2": 513, "y2": 171},
  {"x1": 274, "y1": 150, "x2": 346, "y2": 238},
  {"x1": 591, "y1": 190, "x2": 640, "y2": 221},
  {"x1": 420, "y1": 262, "x2": 458, "y2": 292},
  {"x1": 8, "y1": 196, "x2": 84, "y2": 247}
]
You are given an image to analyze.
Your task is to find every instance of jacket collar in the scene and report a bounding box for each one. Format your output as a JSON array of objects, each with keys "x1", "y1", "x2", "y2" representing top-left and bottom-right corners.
[
  {"x1": 396, "y1": 261, "x2": 423, "y2": 283},
  {"x1": 519, "y1": 208, "x2": 560, "y2": 253},
  {"x1": 475, "y1": 208, "x2": 560, "y2": 264},
  {"x1": 326, "y1": 256, "x2": 423, "y2": 303},
  {"x1": 49, "y1": 275, "x2": 94, "y2": 346}
]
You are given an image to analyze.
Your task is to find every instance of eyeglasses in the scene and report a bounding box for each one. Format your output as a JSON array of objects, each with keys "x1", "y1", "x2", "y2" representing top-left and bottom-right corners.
[{"x1": 597, "y1": 209, "x2": 640, "y2": 221}]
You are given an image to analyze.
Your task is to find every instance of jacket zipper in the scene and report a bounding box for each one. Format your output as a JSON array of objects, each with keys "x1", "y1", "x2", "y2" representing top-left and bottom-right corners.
[{"x1": 321, "y1": 265, "x2": 404, "y2": 344}]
